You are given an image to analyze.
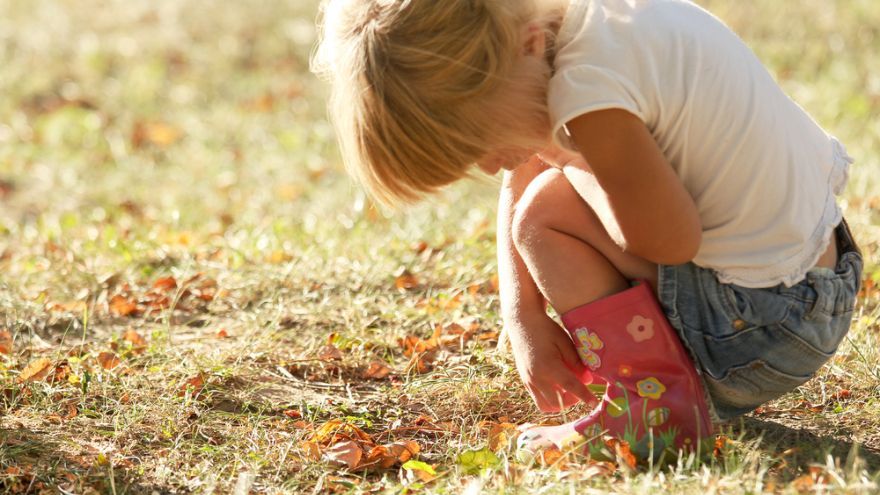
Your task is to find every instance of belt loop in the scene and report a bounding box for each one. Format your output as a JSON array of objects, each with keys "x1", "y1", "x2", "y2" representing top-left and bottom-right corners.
[{"x1": 804, "y1": 274, "x2": 831, "y2": 323}]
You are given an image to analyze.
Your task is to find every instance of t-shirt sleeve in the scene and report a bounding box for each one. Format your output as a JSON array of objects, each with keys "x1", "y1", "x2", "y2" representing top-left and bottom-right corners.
[{"x1": 548, "y1": 64, "x2": 648, "y2": 151}]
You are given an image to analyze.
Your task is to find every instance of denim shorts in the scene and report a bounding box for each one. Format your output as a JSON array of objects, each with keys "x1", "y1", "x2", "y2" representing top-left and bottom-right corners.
[{"x1": 657, "y1": 220, "x2": 863, "y2": 422}]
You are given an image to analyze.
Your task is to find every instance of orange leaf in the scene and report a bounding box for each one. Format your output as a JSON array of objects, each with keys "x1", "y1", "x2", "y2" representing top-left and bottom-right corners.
[
  {"x1": 178, "y1": 374, "x2": 206, "y2": 396},
  {"x1": 18, "y1": 358, "x2": 52, "y2": 383},
  {"x1": 362, "y1": 361, "x2": 392, "y2": 380},
  {"x1": 216, "y1": 328, "x2": 229, "y2": 339},
  {"x1": 299, "y1": 441, "x2": 322, "y2": 461},
  {"x1": 123, "y1": 329, "x2": 148, "y2": 349},
  {"x1": 323, "y1": 440, "x2": 363, "y2": 470},
  {"x1": 109, "y1": 295, "x2": 139, "y2": 317},
  {"x1": 152, "y1": 277, "x2": 178, "y2": 292},
  {"x1": 394, "y1": 270, "x2": 420, "y2": 291},
  {"x1": 603, "y1": 436, "x2": 637, "y2": 470},
  {"x1": 0, "y1": 330, "x2": 12, "y2": 355},
  {"x1": 47, "y1": 360, "x2": 71, "y2": 383},
  {"x1": 488, "y1": 423, "x2": 518, "y2": 452},
  {"x1": 97, "y1": 352, "x2": 121, "y2": 370},
  {"x1": 283, "y1": 409, "x2": 302, "y2": 419}
]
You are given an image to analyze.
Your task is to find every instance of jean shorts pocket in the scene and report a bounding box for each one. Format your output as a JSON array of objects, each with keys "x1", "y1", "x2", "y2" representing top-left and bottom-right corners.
[{"x1": 706, "y1": 359, "x2": 812, "y2": 414}]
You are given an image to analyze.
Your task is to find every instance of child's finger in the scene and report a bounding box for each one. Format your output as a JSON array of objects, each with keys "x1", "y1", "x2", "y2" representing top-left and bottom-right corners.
[{"x1": 559, "y1": 371, "x2": 599, "y2": 407}]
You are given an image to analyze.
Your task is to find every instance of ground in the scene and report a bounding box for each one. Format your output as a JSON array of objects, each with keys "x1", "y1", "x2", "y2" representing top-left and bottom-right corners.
[{"x1": 0, "y1": 0, "x2": 878, "y2": 493}]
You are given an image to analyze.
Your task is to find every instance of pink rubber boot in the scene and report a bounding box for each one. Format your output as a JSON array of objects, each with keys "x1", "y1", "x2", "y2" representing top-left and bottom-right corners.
[{"x1": 518, "y1": 282, "x2": 714, "y2": 460}]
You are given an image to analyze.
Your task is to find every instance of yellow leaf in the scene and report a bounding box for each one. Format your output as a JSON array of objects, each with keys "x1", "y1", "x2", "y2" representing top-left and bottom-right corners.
[{"x1": 18, "y1": 357, "x2": 52, "y2": 383}]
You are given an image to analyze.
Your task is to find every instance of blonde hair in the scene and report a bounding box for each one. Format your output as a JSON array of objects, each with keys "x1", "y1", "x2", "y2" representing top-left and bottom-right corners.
[{"x1": 312, "y1": 0, "x2": 564, "y2": 206}]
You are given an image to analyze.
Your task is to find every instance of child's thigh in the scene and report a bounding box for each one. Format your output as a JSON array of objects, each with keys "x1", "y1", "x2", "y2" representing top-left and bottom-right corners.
[{"x1": 513, "y1": 168, "x2": 657, "y2": 283}]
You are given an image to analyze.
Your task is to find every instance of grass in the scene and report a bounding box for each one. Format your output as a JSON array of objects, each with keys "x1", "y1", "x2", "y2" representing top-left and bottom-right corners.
[{"x1": 0, "y1": 0, "x2": 878, "y2": 493}]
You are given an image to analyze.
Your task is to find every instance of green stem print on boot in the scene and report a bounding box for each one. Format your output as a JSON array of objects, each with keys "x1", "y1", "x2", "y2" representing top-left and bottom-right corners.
[{"x1": 518, "y1": 282, "x2": 714, "y2": 462}]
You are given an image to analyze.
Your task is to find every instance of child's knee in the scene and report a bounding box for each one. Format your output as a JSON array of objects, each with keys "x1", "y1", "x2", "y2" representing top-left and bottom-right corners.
[{"x1": 511, "y1": 169, "x2": 574, "y2": 250}]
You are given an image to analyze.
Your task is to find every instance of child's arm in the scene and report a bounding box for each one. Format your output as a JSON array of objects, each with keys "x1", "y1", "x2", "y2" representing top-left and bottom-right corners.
[
  {"x1": 564, "y1": 109, "x2": 702, "y2": 265},
  {"x1": 497, "y1": 156, "x2": 597, "y2": 412}
]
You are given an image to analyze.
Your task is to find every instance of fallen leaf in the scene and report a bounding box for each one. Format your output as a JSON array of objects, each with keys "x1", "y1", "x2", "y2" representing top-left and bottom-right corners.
[
  {"x1": 152, "y1": 276, "x2": 178, "y2": 292},
  {"x1": 299, "y1": 441, "x2": 322, "y2": 461},
  {"x1": 487, "y1": 422, "x2": 518, "y2": 452},
  {"x1": 362, "y1": 361, "x2": 392, "y2": 380},
  {"x1": 97, "y1": 352, "x2": 121, "y2": 370},
  {"x1": 402, "y1": 459, "x2": 437, "y2": 483},
  {"x1": 0, "y1": 330, "x2": 12, "y2": 354},
  {"x1": 18, "y1": 358, "x2": 52, "y2": 383},
  {"x1": 323, "y1": 440, "x2": 363, "y2": 470},
  {"x1": 539, "y1": 447, "x2": 564, "y2": 467},
  {"x1": 714, "y1": 435, "x2": 731, "y2": 458},
  {"x1": 604, "y1": 436, "x2": 637, "y2": 470},
  {"x1": 122, "y1": 329, "x2": 148, "y2": 350},
  {"x1": 216, "y1": 328, "x2": 229, "y2": 339},
  {"x1": 310, "y1": 419, "x2": 373, "y2": 446},
  {"x1": 47, "y1": 360, "x2": 71, "y2": 383},
  {"x1": 458, "y1": 448, "x2": 500, "y2": 475},
  {"x1": 178, "y1": 374, "x2": 206, "y2": 397},
  {"x1": 283, "y1": 409, "x2": 302, "y2": 419},
  {"x1": 394, "y1": 270, "x2": 420, "y2": 291},
  {"x1": 109, "y1": 295, "x2": 139, "y2": 317},
  {"x1": 317, "y1": 344, "x2": 343, "y2": 362}
]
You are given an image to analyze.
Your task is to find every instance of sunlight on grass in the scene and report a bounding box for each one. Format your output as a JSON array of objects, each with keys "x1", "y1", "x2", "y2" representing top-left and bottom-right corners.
[{"x1": 0, "y1": 0, "x2": 878, "y2": 493}]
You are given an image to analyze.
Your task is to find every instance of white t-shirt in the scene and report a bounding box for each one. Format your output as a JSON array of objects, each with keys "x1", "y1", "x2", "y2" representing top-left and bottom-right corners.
[{"x1": 549, "y1": 0, "x2": 852, "y2": 288}]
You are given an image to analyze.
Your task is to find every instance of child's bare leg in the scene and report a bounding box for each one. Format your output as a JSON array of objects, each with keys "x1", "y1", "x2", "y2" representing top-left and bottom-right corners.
[{"x1": 512, "y1": 168, "x2": 657, "y2": 314}]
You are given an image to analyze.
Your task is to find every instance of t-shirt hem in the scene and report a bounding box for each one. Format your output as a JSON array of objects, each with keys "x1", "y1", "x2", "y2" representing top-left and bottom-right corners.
[{"x1": 710, "y1": 137, "x2": 853, "y2": 288}]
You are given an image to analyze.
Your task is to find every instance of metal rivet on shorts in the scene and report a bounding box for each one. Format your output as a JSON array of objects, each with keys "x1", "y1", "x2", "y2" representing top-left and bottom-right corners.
[{"x1": 733, "y1": 319, "x2": 748, "y2": 331}]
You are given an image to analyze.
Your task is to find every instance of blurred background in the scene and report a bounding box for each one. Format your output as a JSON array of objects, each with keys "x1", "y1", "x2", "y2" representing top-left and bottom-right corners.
[{"x1": 0, "y1": 1, "x2": 878, "y2": 492}]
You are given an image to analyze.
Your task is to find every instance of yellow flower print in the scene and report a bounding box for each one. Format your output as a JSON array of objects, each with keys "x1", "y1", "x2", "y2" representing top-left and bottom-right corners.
[
  {"x1": 636, "y1": 377, "x2": 667, "y2": 400},
  {"x1": 573, "y1": 327, "x2": 604, "y2": 371},
  {"x1": 626, "y1": 315, "x2": 655, "y2": 343},
  {"x1": 618, "y1": 365, "x2": 633, "y2": 377}
]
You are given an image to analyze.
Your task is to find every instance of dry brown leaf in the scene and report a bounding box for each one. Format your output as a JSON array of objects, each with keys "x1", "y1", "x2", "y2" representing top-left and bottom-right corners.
[
  {"x1": 488, "y1": 422, "x2": 518, "y2": 452},
  {"x1": 299, "y1": 441, "x2": 322, "y2": 461},
  {"x1": 388, "y1": 440, "x2": 420, "y2": 463},
  {"x1": 317, "y1": 344, "x2": 343, "y2": 362},
  {"x1": 310, "y1": 419, "x2": 373, "y2": 445},
  {"x1": 109, "y1": 295, "x2": 139, "y2": 317},
  {"x1": 323, "y1": 440, "x2": 363, "y2": 470},
  {"x1": 18, "y1": 358, "x2": 52, "y2": 383},
  {"x1": 0, "y1": 330, "x2": 12, "y2": 355},
  {"x1": 97, "y1": 352, "x2": 121, "y2": 370},
  {"x1": 394, "y1": 270, "x2": 420, "y2": 291},
  {"x1": 123, "y1": 329, "x2": 148, "y2": 350},
  {"x1": 362, "y1": 361, "x2": 392, "y2": 380}
]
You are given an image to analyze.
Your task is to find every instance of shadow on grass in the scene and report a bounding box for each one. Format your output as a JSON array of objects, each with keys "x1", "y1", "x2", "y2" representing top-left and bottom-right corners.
[
  {"x1": 0, "y1": 426, "x2": 164, "y2": 494},
  {"x1": 733, "y1": 416, "x2": 880, "y2": 472}
]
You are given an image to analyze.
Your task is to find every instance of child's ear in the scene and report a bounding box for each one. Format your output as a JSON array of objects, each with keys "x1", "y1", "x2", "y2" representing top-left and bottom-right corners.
[{"x1": 522, "y1": 22, "x2": 547, "y2": 57}]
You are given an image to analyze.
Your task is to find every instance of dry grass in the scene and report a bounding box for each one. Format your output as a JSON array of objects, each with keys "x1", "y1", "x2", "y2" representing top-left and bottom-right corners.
[{"x1": 0, "y1": 0, "x2": 878, "y2": 493}]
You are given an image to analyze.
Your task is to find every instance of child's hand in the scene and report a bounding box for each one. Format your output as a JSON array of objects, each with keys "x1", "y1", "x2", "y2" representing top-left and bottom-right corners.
[{"x1": 505, "y1": 312, "x2": 599, "y2": 413}]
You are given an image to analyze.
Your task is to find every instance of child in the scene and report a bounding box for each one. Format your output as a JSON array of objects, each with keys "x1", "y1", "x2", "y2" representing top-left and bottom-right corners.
[{"x1": 312, "y1": 0, "x2": 862, "y2": 458}]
